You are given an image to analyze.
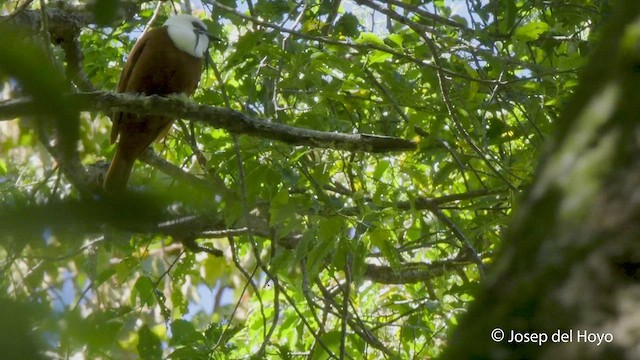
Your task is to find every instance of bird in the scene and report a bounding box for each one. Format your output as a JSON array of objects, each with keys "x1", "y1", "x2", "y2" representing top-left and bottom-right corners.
[{"x1": 103, "y1": 14, "x2": 218, "y2": 192}]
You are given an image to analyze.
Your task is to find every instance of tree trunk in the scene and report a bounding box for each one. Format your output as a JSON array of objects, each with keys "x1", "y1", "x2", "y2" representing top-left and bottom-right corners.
[{"x1": 444, "y1": 2, "x2": 640, "y2": 358}]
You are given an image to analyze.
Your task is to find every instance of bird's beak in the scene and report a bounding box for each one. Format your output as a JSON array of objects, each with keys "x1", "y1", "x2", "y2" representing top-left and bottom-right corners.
[
  {"x1": 206, "y1": 32, "x2": 222, "y2": 42},
  {"x1": 195, "y1": 28, "x2": 221, "y2": 43}
]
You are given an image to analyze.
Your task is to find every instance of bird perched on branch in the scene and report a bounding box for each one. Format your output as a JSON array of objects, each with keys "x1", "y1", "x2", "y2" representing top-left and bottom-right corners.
[{"x1": 104, "y1": 14, "x2": 219, "y2": 192}]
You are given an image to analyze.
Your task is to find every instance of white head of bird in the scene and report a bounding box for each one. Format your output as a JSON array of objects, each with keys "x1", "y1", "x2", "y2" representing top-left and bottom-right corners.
[{"x1": 164, "y1": 14, "x2": 215, "y2": 58}]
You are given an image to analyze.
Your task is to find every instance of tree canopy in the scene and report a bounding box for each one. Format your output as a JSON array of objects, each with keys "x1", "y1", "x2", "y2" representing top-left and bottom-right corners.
[{"x1": 0, "y1": 0, "x2": 613, "y2": 358}]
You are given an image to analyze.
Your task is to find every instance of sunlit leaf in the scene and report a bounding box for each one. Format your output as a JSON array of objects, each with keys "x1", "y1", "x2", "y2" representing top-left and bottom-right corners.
[{"x1": 514, "y1": 21, "x2": 550, "y2": 41}]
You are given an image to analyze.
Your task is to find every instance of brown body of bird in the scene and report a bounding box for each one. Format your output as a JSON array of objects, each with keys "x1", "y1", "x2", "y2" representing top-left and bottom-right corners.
[{"x1": 104, "y1": 14, "x2": 216, "y2": 192}]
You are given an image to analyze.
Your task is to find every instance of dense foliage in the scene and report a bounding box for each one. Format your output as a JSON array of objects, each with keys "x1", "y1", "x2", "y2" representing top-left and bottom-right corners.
[{"x1": 0, "y1": 0, "x2": 610, "y2": 358}]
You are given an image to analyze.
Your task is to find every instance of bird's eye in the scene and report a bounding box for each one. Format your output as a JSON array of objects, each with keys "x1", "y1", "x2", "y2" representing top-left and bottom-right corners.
[{"x1": 192, "y1": 21, "x2": 206, "y2": 31}]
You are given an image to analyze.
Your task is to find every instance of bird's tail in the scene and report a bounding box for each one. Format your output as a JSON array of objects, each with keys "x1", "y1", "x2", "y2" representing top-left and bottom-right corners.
[{"x1": 104, "y1": 148, "x2": 135, "y2": 192}]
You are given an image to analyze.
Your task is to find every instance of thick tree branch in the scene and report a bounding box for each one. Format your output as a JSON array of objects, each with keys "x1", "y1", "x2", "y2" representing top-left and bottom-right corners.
[
  {"x1": 4, "y1": 8, "x2": 94, "y2": 91},
  {"x1": 0, "y1": 91, "x2": 417, "y2": 153},
  {"x1": 364, "y1": 261, "x2": 472, "y2": 284}
]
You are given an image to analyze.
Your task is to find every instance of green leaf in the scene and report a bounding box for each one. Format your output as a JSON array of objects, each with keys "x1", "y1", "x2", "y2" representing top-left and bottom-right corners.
[
  {"x1": 170, "y1": 319, "x2": 205, "y2": 346},
  {"x1": 514, "y1": 21, "x2": 550, "y2": 41},
  {"x1": 373, "y1": 160, "x2": 390, "y2": 179},
  {"x1": 137, "y1": 325, "x2": 162, "y2": 360},
  {"x1": 94, "y1": 268, "x2": 116, "y2": 287},
  {"x1": 311, "y1": 331, "x2": 342, "y2": 360},
  {"x1": 388, "y1": 33, "x2": 404, "y2": 47},
  {"x1": 355, "y1": 32, "x2": 386, "y2": 47},
  {"x1": 306, "y1": 216, "x2": 343, "y2": 276},
  {"x1": 369, "y1": 228, "x2": 402, "y2": 269},
  {"x1": 271, "y1": 188, "x2": 290, "y2": 205},
  {"x1": 369, "y1": 50, "x2": 393, "y2": 64},
  {"x1": 168, "y1": 347, "x2": 207, "y2": 360},
  {"x1": 503, "y1": 0, "x2": 517, "y2": 33},
  {"x1": 336, "y1": 13, "x2": 360, "y2": 37},
  {"x1": 132, "y1": 276, "x2": 155, "y2": 307}
]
